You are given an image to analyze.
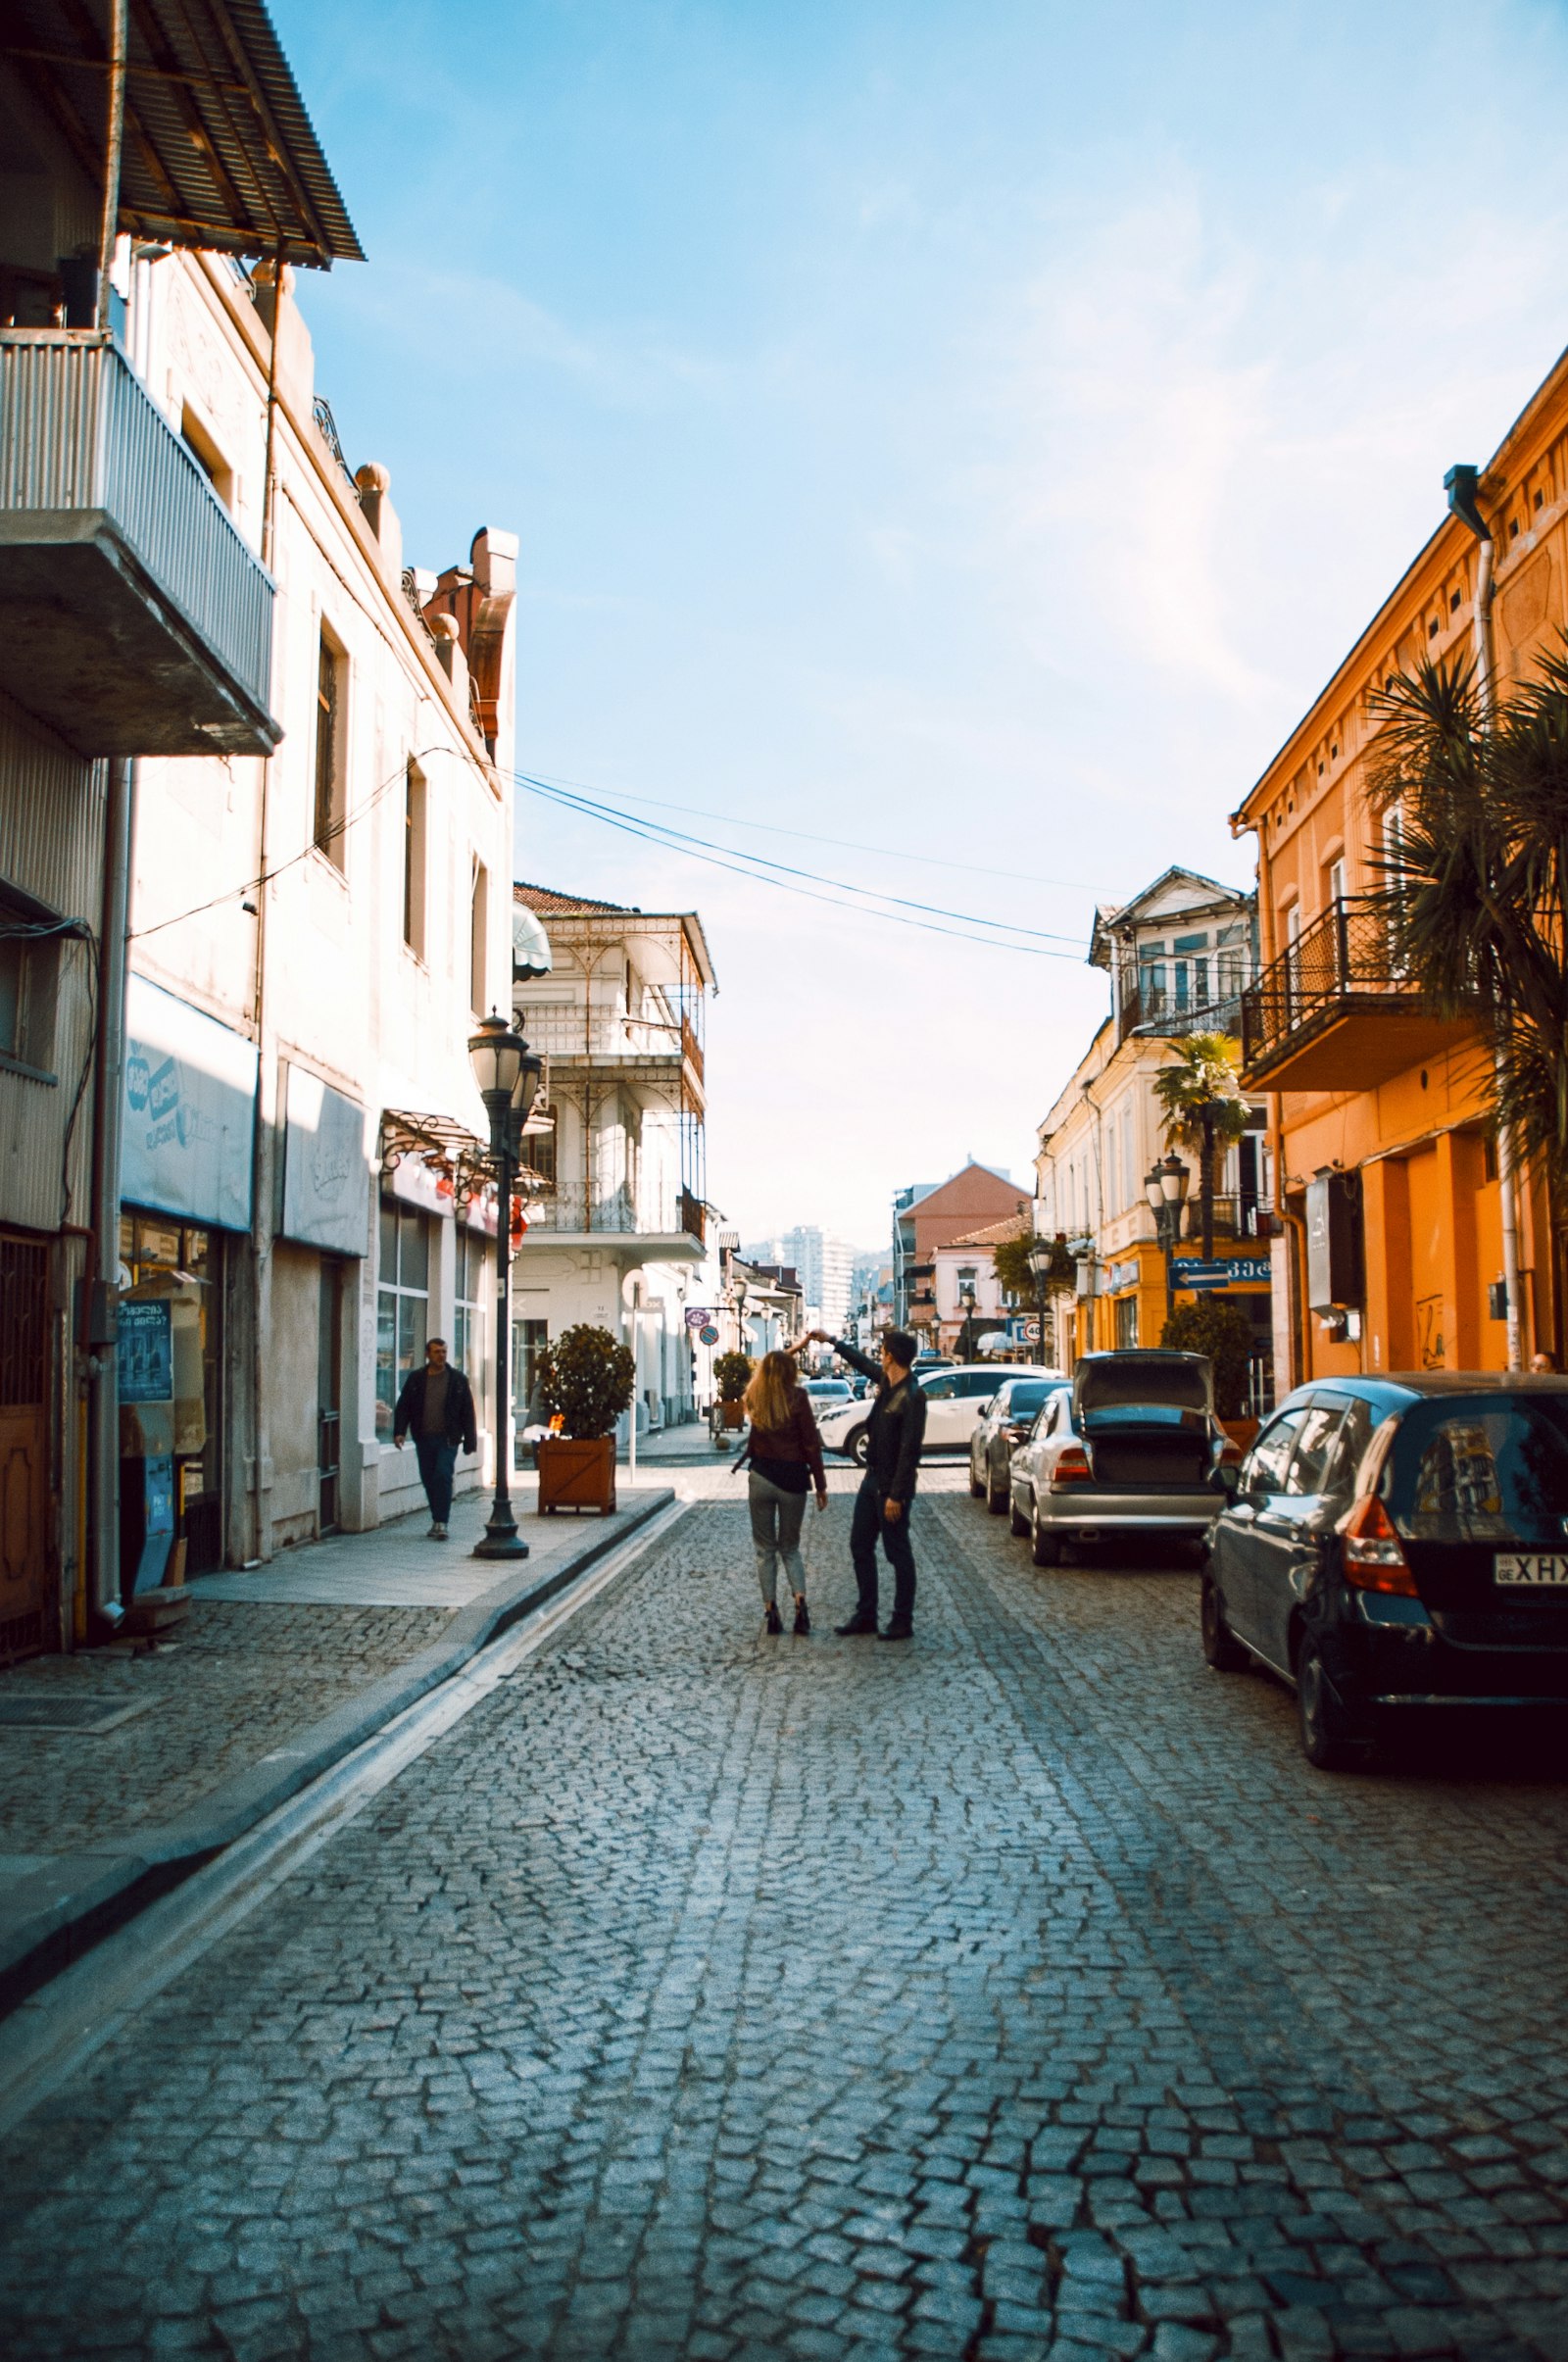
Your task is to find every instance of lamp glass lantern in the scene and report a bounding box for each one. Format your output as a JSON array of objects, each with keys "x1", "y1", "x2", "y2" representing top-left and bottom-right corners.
[
  {"x1": 467, "y1": 1012, "x2": 527, "y2": 1109},
  {"x1": 1159, "y1": 1153, "x2": 1190, "y2": 1206}
]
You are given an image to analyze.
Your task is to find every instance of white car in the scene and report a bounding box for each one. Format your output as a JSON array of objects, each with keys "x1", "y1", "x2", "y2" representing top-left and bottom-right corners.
[
  {"x1": 815, "y1": 1363, "x2": 1063, "y2": 1467},
  {"x1": 801, "y1": 1378, "x2": 855, "y2": 1426}
]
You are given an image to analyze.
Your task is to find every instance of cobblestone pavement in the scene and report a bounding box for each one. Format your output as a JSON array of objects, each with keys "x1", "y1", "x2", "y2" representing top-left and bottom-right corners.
[
  {"x1": 0, "y1": 1599, "x2": 452, "y2": 1855},
  {"x1": 2, "y1": 1468, "x2": 1567, "y2": 2359}
]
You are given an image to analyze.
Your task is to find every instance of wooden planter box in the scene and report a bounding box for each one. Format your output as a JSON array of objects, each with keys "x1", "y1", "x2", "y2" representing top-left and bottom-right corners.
[
  {"x1": 719, "y1": 1400, "x2": 746, "y2": 1430},
  {"x1": 536, "y1": 1435, "x2": 617, "y2": 1515}
]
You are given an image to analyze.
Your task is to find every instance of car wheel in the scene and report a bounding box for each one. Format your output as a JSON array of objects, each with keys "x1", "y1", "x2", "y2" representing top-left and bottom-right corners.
[
  {"x1": 849, "y1": 1426, "x2": 870, "y2": 1469},
  {"x1": 1296, "y1": 1633, "x2": 1363, "y2": 1771},
  {"x1": 1009, "y1": 1488, "x2": 1029, "y2": 1538},
  {"x1": 968, "y1": 1452, "x2": 986, "y2": 1499},
  {"x1": 1030, "y1": 1501, "x2": 1060, "y2": 1568},
  {"x1": 1200, "y1": 1576, "x2": 1248, "y2": 1673},
  {"x1": 986, "y1": 1465, "x2": 1008, "y2": 1515}
]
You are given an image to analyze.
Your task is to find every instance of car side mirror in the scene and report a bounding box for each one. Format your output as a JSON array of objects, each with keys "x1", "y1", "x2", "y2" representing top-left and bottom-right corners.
[
  {"x1": 981, "y1": 1397, "x2": 996, "y2": 1414},
  {"x1": 1211, "y1": 1461, "x2": 1242, "y2": 1500}
]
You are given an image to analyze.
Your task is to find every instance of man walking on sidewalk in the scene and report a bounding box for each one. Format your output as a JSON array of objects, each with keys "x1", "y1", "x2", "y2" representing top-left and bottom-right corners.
[
  {"x1": 808, "y1": 1326, "x2": 926, "y2": 1641},
  {"x1": 393, "y1": 1338, "x2": 478, "y2": 1539}
]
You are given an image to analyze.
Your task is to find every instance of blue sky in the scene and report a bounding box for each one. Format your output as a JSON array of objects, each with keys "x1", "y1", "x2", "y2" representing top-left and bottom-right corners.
[{"x1": 273, "y1": 0, "x2": 1568, "y2": 1246}]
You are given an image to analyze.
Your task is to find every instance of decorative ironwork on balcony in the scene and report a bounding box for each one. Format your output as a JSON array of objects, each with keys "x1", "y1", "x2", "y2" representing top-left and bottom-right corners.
[
  {"x1": 520, "y1": 1179, "x2": 706, "y2": 1246},
  {"x1": 0, "y1": 331, "x2": 277, "y2": 756},
  {"x1": 1118, "y1": 980, "x2": 1249, "y2": 1041},
  {"x1": 1240, "y1": 896, "x2": 1474, "y2": 1092}
]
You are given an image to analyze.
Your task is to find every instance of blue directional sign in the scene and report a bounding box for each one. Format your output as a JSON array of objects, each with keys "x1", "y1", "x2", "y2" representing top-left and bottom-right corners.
[{"x1": 1171, "y1": 1256, "x2": 1271, "y2": 1289}]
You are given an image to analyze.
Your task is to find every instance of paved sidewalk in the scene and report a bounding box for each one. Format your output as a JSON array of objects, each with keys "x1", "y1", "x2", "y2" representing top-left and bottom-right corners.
[{"x1": 0, "y1": 1472, "x2": 675, "y2": 2007}]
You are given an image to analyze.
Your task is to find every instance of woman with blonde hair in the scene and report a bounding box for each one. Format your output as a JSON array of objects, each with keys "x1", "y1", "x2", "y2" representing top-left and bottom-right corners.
[{"x1": 741, "y1": 1346, "x2": 828, "y2": 1635}]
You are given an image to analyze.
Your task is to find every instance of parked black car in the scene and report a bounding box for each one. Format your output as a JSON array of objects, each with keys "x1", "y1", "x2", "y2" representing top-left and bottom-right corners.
[
  {"x1": 968, "y1": 1375, "x2": 1069, "y2": 1514},
  {"x1": 1203, "y1": 1373, "x2": 1568, "y2": 1769}
]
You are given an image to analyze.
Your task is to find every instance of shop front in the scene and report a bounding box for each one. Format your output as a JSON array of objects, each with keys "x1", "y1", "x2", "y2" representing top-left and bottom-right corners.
[
  {"x1": 119, "y1": 975, "x2": 257, "y2": 1587},
  {"x1": 275, "y1": 1065, "x2": 369, "y2": 1543}
]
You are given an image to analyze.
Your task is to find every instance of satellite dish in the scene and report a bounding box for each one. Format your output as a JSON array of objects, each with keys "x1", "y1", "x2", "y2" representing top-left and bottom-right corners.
[{"x1": 513, "y1": 905, "x2": 554, "y2": 980}]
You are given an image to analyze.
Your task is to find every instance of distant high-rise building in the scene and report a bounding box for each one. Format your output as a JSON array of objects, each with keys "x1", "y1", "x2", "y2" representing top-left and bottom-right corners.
[{"x1": 780, "y1": 1225, "x2": 855, "y2": 1335}]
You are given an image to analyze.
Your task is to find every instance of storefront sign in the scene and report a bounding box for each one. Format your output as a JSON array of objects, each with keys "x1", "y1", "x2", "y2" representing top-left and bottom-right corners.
[
  {"x1": 1104, "y1": 1258, "x2": 1141, "y2": 1293},
  {"x1": 118, "y1": 1298, "x2": 172, "y2": 1402},
  {"x1": 684, "y1": 1306, "x2": 715, "y2": 1329},
  {"x1": 1172, "y1": 1255, "x2": 1272, "y2": 1289},
  {"x1": 122, "y1": 975, "x2": 257, "y2": 1232},
  {"x1": 280, "y1": 1068, "x2": 369, "y2": 1255}
]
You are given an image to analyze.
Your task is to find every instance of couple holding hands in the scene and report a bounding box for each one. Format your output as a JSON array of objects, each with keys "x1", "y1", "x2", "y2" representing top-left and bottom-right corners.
[{"x1": 740, "y1": 1325, "x2": 926, "y2": 1643}]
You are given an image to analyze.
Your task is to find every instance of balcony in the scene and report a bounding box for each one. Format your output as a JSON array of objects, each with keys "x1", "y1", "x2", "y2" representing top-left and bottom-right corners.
[
  {"x1": 517, "y1": 1000, "x2": 705, "y2": 1102},
  {"x1": 0, "y1": 332, "x2": 277, "y2": 757},
  {"x1": 1166, "y1": 1195, "x2": 1270, "y2": 1245},
  {"x1": 518, "y1": 1181, "x2": 706, "y2": 1260},
  {"x1": 1118, "y1": 981, "x2": 1250, "y2": 1041},
  {"x1": 1240, "y1": 897, "x2": 1473, "y2": 1092}
]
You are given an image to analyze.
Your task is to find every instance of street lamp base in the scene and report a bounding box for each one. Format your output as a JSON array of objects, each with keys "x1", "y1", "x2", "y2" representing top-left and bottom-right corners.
[{"x1": 473, "y1": 1517, "x2": 529, "y2": 1560}]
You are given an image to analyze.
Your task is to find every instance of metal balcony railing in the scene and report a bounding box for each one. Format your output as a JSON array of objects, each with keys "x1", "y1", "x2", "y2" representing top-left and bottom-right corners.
[
  {"x1": 1118, "y1": 981, "x2": 1250, "y2": 1039},
  {"x1": 0, "y1": 332, "x2": 274, "y2": 746},
  {"x1": 522, "y1": 1181, "x2": 703, "y2": 1239},
  {"x1": 1240, "y1": 896, "x2": 1437, "y2": 1078},
  {"x1": 1171, "y1": 1194, "x2": 1268, "y2": 1244},
  {"x1": 517, "y1": 1003, "x2": 686, "y2": 1062}
]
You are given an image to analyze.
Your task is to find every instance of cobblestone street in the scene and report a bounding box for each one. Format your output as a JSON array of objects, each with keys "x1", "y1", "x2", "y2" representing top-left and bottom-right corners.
[{"x1": 2, "y1": 1468, "x2": 1566, "y2": 2361}]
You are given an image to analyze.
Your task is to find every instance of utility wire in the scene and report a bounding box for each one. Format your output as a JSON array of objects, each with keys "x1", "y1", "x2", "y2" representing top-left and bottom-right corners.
[
  {"x1": 514, "y1": 771, "x2": 1091, "y2": 957},
  {"x1": 519, "y1": 763, "x2": 1099, "y2": 896},
  {"x1": 514, "y1": 772, "x2": 1087, "y2": 960}
]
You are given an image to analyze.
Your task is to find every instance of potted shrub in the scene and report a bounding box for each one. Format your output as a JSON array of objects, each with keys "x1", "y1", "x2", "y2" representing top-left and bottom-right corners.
[
  {"x1": 713, "y1": 1351, "x2": 753, "y2": 1431},
  {"x1": 534, "y1": 1324, "x2": 636, "y2": 1514},
  {"x1": 1159, "y1": 1296, "x2": 1259, "y2": 1449}
]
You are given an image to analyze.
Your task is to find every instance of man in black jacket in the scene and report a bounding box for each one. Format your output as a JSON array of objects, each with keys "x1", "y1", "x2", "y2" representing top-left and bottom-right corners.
[
  {"x1": 393, "y1": 1338, "x2": 478, "y2": 1539},
  {"x1": 808, "y1": 1326, "x2": 927, "y2": 1640}
]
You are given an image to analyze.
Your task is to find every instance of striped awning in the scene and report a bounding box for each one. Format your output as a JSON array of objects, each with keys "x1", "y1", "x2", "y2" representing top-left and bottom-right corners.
[{"x1": 2, "y1": 0, "x2": 363, "y2": 268}]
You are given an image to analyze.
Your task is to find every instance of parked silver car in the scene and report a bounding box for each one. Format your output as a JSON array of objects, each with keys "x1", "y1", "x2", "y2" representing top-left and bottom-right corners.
[
  {"x1": 968, "y1": 1376, "x2": 1070, "y2": 1514},
  {"x1": 1007, "y1": 1350, "x2": 1232, "y2": 1566}
]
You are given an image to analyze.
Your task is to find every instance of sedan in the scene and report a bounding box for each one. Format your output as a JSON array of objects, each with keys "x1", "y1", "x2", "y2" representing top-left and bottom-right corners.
[
  {"x1": 801, "y1": 1378, "x2": 854, "y2": 1426},
  {"x1": 1008, "y1": 1349, "x2": 1232, "y2": 1566},
  {"x1": 969, "y1": 1377, "x2": 1070, "y2": 1513},
  {"x1": 815, "y1": 1363, "x2": 1059, "y2": 1466},
  {"x1": 1202, "y1": 1373, "x2": 1568, "y2": 1770}
]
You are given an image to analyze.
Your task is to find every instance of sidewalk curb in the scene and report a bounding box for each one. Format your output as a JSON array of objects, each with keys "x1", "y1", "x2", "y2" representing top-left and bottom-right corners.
[{"x1": 0, "y1": 1487, "x2": 677, "y2": 2018}]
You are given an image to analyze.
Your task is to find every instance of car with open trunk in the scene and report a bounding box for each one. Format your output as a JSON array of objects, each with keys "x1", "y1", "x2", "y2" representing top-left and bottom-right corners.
[{"x1": 1007, "y1": 1350, "x2": 1230, "y2": 1566}]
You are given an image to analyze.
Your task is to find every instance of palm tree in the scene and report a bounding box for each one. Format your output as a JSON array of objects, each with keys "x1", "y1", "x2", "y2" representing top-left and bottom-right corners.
[
  {"x1": 1367, "y1": 651, "x2": 1568, "y2": 1195},
  {"x1": 1153, "y1": 1032, "x2": 1251, "y2": 1261}
]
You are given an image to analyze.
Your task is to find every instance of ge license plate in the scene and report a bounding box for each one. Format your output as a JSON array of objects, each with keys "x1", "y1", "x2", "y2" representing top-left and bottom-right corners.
[{"x1": 1494, "y1": 1553, "x2": 1568, "y2": 1588}]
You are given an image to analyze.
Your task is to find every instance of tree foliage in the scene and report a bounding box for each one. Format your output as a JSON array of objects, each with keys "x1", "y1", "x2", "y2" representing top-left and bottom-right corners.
[
  {"x1": 1157, "y1": 1296, "x2": 1253, "y2": 1420},
  {"x1": 993, "y1": 1231, "x2": 1074, "y2": 1299},
  {"x1": 536, "y1": 1323, "x2": 636, "y2": 1440},
  {"x1": 1367, "y1": 650, "x2": 1568, "y2": 1190},
  {"x1": 1152, "y1": 1033, "x2": 1250, "y2": 1159},
  {"x1": 713, "y1": 1351, "x2": 754, "y2": 1402}
]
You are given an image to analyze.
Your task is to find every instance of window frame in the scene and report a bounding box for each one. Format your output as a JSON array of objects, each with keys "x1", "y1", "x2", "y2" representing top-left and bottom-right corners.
[{"x1": 313, "y1": 624, "x2": 348, "y2": 869}]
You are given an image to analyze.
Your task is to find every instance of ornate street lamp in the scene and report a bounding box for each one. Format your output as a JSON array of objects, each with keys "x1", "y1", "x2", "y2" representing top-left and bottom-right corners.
[
  {"x1": 1146, "y1": 1153, "x2": 1191, "y2": 1317},
  {"x1": 1027, "y1": 1233, "x2": 1054, "y2": 1363},
  {"x1": 958, "y1": 1278, "x2": 978, "y2": 1362},
  {"x1": 468, "y1": 1012, "x2": 543, "y2": 1560},
  {"x1": 732, "y1": 1271, "x2": 749, "y2": 1353}
]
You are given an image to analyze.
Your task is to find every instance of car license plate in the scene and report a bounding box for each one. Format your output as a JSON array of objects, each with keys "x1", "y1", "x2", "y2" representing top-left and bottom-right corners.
[{"x1": 1494, "y1": 1553, "x2": 1568, "y2": 1587}]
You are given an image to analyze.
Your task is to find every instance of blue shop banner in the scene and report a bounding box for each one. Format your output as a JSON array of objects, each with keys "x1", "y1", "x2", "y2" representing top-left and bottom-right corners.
[{"x1": 122, "y1": 974, "x2": 257, "y2": 1232}]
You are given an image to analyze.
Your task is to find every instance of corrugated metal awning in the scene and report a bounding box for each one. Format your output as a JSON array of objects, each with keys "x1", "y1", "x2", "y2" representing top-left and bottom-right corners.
[{"x1": 3, "y1": 0, "x2": 363, "y2": 268}]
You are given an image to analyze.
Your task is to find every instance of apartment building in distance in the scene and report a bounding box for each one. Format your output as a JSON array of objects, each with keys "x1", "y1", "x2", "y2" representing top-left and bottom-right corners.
[{"x1": 1233, "y1": 346, "x2": 1568, "y2": 1384}]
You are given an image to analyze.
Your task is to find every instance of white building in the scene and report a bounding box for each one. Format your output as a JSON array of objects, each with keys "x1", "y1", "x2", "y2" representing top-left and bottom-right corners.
[
  {"x1": 512, "y1": 884, "x2": 714, "y2": 1437},
  {"x1": 779, "y1": 1225, "x2": 855, "y2": 1335}
]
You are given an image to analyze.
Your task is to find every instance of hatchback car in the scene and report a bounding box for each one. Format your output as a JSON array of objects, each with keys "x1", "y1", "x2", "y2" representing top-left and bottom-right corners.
[
  {"x1": 1202, "y1": 1373, "x2": 1568, "y2": 1769},
  {"x1": 815, "y1": 1363, "x2": 1058, "y2": 1466},
  {"x1": 969, "y1": 1377, "x2": 1070, "y2": 1513},
  {"x1": 1007, "y1": 1350, "x2": 1230, "y2": 1565}
]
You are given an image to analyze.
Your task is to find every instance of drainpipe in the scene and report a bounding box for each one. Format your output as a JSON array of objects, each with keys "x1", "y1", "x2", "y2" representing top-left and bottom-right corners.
[
  {"x1": 1446, "y1": 464, "x2": 1523, "y2": 1369},
  {"x1": 94, "y1": 0, "x2": 127, "y2": 333},
  {"x1": 87, "y1": 758, "x2": 136, "y2": 1632}
]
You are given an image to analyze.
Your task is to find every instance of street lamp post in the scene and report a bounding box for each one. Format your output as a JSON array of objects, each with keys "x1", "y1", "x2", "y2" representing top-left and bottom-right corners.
[
  {"x1": 1027, "y1": 1234, "x2": 1054, "y2": 1365},
  {"x1": 958, "y1": 1279, "x2": 978, "y2": 1362},
  {"x1": 732, "y1": 1273, "x2": 749, "y2": 1354},
  {"x1": 468, "y1": 1012, "x2": 543, "y2": 1561},
  {"x1": 1145, "y1": 1153, "x2": 1192, "y2": 1324}
]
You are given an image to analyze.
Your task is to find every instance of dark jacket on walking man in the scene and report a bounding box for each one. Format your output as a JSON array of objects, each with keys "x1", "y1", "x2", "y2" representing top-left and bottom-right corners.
[
  {"x1": 393, "y1": 1338, "x2": 477, "y2": 1539},
  {"x1": 808, "y1": 1327, "x2": 926, "y2": 1639}
]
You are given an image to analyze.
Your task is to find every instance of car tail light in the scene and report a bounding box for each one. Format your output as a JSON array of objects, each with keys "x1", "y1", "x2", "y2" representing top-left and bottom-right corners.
[
  {"x1": 1051, "y1": 1446, "x2": 1093, "y2": 1487},
  {"x1": 1338, "y1": 1494, "x2": 1418, "y2": 1596}
]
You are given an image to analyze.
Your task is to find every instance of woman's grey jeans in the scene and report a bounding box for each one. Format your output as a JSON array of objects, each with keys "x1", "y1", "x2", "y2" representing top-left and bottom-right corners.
[{"x1": 748, "y1": 1470, "x2": 808, "y2": 1602}]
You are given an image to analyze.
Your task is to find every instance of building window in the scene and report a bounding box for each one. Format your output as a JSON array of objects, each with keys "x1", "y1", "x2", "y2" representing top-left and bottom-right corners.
[
  {"x1": 0, "y1": 899, "x2": 61, "y2": 1081},
  {"x1": 1328, "y1": 856, "x2": 1347, "y2": 909},
  {"x1": 453, "y1": 1227, "x2": 488, "y2": 1430},
  {"x1": 314, "y1": 628, "x2": 347, "y2": 866},
  {"x1": 1114, "y1": 1295, "x2": 1139, "y2": 1349},
  {"x1": 469, "y1": 859, "x2": 488, "y2": 1014},
  {"x1": 375, "y1": 1197, "x2": 429, "y2": 1438},
  {"x1": 513, "y1": 1316, "x2": 549, "y2": 1452},
  {"x1": 180, "y1": 407, "x2": 234, "y2": 509},
  {"x1": 521, "y1": 1103, "x2": 558, "y2": 1192},
  {"x1": 402, "y1": 760, "x2": 426, "y2": 957}
]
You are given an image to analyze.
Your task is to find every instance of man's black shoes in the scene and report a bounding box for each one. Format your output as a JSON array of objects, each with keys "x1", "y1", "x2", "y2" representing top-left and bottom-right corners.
[
  {"x1": 835, "y1": 1615, "x2": 879, "y2": 1637},
  {"x1": 879, "y1": 1619, "x2": 914, "y2": 1642}
]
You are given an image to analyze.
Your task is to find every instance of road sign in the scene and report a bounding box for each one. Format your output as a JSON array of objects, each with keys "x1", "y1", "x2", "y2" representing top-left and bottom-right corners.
[
  {"x1": 1171, "y1": 1256, "x2": 1271, "y2": 1289},
  {"x1": 684, "y1": 1305, "x2": 714, "y2": 1329},
  {"x1": 698, "y1": 1323, "x2": 719, "y2": 1346}
]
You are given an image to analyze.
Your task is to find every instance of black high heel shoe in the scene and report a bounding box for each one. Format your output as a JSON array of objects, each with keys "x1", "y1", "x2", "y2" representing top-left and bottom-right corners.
[
  {"x1": 793, "y1": 1598, "x2": 810, "y2": 1637},
  {"x1": 764, "y1": 1602, "x2": 783, "y2": 1636}
]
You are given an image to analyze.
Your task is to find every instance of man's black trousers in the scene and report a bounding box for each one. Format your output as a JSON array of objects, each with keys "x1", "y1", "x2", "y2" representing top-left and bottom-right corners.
[{"x1": 850, "y1": 1473, "x2": 916, "y2": 1626}]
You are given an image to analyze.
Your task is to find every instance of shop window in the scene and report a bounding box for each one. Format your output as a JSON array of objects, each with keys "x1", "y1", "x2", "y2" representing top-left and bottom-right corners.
[
  {"x1": 513, "y1": 1316, "x2": 549, "y2": 1457},
  {"x1": 1114, "y1": 1295, "x2": 1139, "y2": 1349},
  {"x1": 119, "y1": 1212, "x2": 223, "y2": 1576},
  {"x1": 376, "y1": 1197, "x2": 429, "y2": 1438},
  {"x1": 314, "y1": 626, "x2": 347, "y2": 866},
  {"x1": 454, "y1": 1227, "x2": 488, "y2": 1429}
]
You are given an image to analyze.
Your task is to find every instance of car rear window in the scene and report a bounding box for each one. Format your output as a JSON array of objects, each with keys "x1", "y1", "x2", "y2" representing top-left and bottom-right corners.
[
  {"x1": 1004, "y1": 1382, "x2": 1052, "y2": 1416},
  {"x1": 1391, "y1": 1397, "x2": 1568, "y2": 1544}
]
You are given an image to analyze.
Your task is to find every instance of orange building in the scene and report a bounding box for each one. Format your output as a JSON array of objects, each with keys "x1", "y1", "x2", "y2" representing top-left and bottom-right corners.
[{"x1": 1232, "y1": 348, "x2": 1568, "y2": 1385}]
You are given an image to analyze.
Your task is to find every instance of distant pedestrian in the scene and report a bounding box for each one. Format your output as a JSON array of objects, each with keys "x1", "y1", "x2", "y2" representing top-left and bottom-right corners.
[
  {"x1": 808, "y1": 1327, "x2": 926, "y2": 1641},
  {"x1": 740, "y1": 1347, "x2": 827, "y2": 1635},
  {"x1": 1531, "y1": 1350, "x2": 1559, "y2": 1373},
  {"x1": 393, "y1": 1338, "x2": 478, "y2": 1539}
]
